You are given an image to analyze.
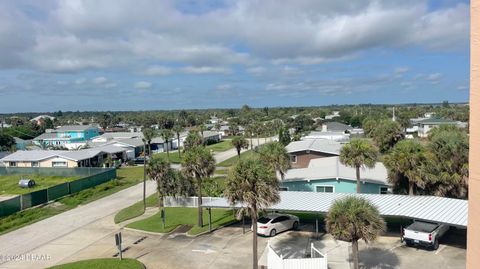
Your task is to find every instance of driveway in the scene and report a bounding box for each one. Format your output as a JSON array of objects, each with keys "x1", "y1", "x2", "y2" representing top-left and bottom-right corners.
[{"x1": 0, "y1": 180, "x2": 157, "y2": 269}]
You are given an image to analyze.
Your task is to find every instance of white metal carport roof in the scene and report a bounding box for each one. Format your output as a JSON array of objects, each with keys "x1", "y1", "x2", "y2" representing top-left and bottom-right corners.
[{"x1": 202, "y1": 191, "x2": 468, "y2": 228}]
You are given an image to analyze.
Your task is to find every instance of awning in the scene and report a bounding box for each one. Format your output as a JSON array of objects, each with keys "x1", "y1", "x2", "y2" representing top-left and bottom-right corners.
[{"x1": 203, "y1": 191, "x2": 468, "y2": 228}]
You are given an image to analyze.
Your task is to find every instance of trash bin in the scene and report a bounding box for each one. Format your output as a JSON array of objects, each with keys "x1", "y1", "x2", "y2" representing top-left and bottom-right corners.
[{"x1": 19, "y1": 179, "x2": 36, "y2": 188}]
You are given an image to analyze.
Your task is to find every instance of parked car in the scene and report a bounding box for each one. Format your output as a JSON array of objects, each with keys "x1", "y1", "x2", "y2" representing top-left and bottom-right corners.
[
  {"x1": 254, "y1": 214, "x2": 299, "y2": 237},
  {"x1": 402, "y1": 220, "x2": 449, "y2": 250},
  {"x1": 134, "y1": 156, "x2": 149, "y2": 165}
]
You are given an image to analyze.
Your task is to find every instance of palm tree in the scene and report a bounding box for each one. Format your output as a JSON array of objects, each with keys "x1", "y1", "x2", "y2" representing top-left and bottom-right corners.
[
  {"x1": 141, "y1": 127, "x2": 156, "y2": 209},
  {"x1": 147, "y1": 155, "x2": 192, "y2": 228},
  {"x1": 172, "y1": 124, "x2": 184, "y2": 159},
  {"x1": 142, "y1": 127, "x2": 156, "y2": 157},
  {"x1": 184, "y1": 130, "x2": 203, "y2": 150},
  {"x1": 245, "y1": 124, "x2": 255, "y2": 149},
  {"x1": 182, "y1": 145, "x2": 215, "y2": 227},
  {"x1": 384, "y1": 140, "x2": 428, "y2": 195},
  {"x1": 340, "y1": 139, "x2": 378, "y2": 193},
  {"x1": 326, "y1": 197, "x2": 385, "y2": 269},
  {"x1": 231, "y1": 136, "x2": 249, "y2": 158},
  {"x1": 160, "y1": 129, "x2": 174, "y2": 160},
  {"x1": 224, "y1": 156, "x2": 280, "y2": 269},
  {"x1": 258, "y1": 141, "x2": 290, "y2": 180},
  {"x1": 198, "y1": 123, "x2": 206, "y2": 143}
]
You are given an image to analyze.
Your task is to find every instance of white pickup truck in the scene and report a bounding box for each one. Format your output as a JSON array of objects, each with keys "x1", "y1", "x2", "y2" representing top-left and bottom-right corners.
[{"x1": 402, "y1": 220, "x2": 449, "y2": 250}]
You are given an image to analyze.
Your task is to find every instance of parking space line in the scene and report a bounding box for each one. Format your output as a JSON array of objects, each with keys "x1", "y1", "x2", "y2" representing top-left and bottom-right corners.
[{"x1": 435, "y1": 245, "x2": 446, "y2": 255}]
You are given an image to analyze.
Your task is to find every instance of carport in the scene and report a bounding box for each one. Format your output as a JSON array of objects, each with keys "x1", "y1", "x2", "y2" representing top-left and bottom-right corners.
[{"x1": 202, "y1": 191, "x2": 468, "y2": 234}]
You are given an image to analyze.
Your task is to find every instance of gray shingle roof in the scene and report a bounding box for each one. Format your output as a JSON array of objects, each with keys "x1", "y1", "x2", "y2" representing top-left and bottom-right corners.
[
  {"x1": 283, "y1": 156, "x2": 388, "y2": 185},
  {"x1": 203, "y1": 191, "x2": 468, "y2": 227},
  {"x1": 323, "y1": 121, "x2": 353, "y2": 132},
  {"x1": 286, "y1": 139, "x2": 342, "y2": 155}
]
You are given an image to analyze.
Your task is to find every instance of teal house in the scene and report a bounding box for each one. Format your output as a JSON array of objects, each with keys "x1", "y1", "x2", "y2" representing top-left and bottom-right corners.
[
  {"x1": 280, "y1": 156, "x2": 390, "y2": 194},
  {"x1": 33, "y1": 125, "x2": 100, "y2": 149}
]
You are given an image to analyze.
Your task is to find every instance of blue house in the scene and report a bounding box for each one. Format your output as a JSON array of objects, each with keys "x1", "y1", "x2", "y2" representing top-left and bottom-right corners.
[
  {"x1": 33, "y1": 125, "x2": 100, "y2": 149},
  {"x1": 281, "y1": 156, "x2": 391, "y2": 194}
]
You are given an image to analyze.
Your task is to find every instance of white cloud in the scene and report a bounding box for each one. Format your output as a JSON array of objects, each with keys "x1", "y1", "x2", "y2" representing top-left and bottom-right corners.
[
  {"x1": 144, "y1": 65, "x2": 172, "y2": 76},
  {"x1": 93, "y1": 76, "x2": 108, "y2": 84},
  {"x1": 246, "y1": 66, "x2": 267, "y2": 76},
  {"x1": 182, "y1": 66, "x2": 232, "y2": 74},
  {"x1": 134, "y1": 81, "x2": 152, "y2": 89},
  {"x1": 0, "y1": 1, "x2": 469, "y2": 72}
]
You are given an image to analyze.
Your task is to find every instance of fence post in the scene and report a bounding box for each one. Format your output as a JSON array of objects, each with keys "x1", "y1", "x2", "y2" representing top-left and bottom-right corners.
[{"x1": 20, "y1": 195, "x2": 24, "y2": 210}]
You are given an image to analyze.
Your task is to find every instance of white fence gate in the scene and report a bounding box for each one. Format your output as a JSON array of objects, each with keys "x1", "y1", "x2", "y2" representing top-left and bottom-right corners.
[
  {"x1": 163, "y1": 196, "x2": 223, "y2": 208},
  {"x1": 268, "y1": 243, "x2": 328, "y2": 269}
]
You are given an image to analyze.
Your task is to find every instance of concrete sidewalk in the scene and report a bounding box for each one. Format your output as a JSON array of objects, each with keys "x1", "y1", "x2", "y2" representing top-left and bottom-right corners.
[
  {"x1": 0, "y1": 180, "x2": 157, "y2": 269},
  {"x1": 214, "y1": 137, "x2": 274, "y2": 164}
]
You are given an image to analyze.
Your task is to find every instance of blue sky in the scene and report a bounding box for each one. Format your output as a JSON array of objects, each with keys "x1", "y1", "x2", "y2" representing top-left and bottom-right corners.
[{"x1": 0, "y1": 0, "x2": 470, "y2": 113}]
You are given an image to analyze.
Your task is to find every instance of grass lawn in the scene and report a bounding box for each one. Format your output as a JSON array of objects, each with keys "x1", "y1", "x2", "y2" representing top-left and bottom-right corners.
[
  {"x1": 213, "y1": 168, "x2": 229, "y2": 175},
  {"x1": 217, "y1": 150, "x2": 257, "y2": 167},
  {"x1": 206, "y1": 140, "x2": 234, "y2": 152},
  {"x1": 47, "y1": 258, "x2": 144, "y2": 269},
  {"x1": 154, "y1": 151, "x2": 182, "y2": 164},
  {"x1": 114, "y1": 194, "x2": 158, "y2": 224},
  {"x1": 0, "y1": 167, "x2": 144, "y2": 235},
  {"x1": 0, "y1": 174, "x2": 80, "y2": 195},
  {"x1": 127, "y1": 207, "x2": 236, "y2": 235}
]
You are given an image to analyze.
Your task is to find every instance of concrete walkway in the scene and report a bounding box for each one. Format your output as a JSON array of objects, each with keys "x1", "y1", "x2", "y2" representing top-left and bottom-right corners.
[{"x1": 0, "y1": 180, "x2": 157, "y2": 269}]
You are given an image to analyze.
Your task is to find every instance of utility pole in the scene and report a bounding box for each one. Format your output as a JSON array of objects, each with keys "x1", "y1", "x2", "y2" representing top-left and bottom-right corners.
[{"x1": 143, "y1": 140, "x2": 147, "y2": 210}]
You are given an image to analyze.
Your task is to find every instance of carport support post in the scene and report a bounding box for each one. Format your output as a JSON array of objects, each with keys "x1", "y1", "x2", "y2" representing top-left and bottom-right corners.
[{"x1": 208, "y1": 207, "x2": 212, "y2": 232}]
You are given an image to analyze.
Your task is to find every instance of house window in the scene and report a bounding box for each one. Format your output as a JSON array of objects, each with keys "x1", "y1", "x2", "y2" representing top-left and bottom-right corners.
[
  {"x1": 279, "y1": 187, "x2": 289, "y2": 191},
  {"x1": 52, "y1": 161, "x2": 67, "y2": 167},
  {"x1": 9, "y1": 162, "x2": 17, "y2": 167},
  {"x1": 316, "y1": 186, "x2": 334, "y2": 193},
  {"x1": 290, "y1": 155, "x2": 297, "y2": 163},
  {"x1": 379, "y1": 187, "x2": 389, "y2": 194},
  {"x1": 31, "y1": 162, "x2": 39, "y2": 167}
]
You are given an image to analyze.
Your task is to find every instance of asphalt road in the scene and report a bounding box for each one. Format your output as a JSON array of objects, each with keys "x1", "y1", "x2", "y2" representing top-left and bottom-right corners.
[{"x1": 0, "y1": 180, "x2": 157, "y2": 269}]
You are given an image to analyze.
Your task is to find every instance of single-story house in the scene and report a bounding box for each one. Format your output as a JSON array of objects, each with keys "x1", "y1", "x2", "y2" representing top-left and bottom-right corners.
[
  {"x1": 414, "y1": 118, "x2": 467, "y2": 138},
  {"x1": 280, "y1": 156, "x2": 390, "y2": 194},
  {"x1": 302, "y1": 131, "x2": 350, "y2": 143},
  {"x1": 218, "y1": 125, "x2": 244, "y2": 137},
  {"x1": 286, "y1": 139, "x2": 342, "y2": 169},
  {"x1": 319, "y1": 122, "x2": 352, "y2": 133},
  {"x1": 175, "y1": 130, "x2": 222, "y2": 149},
  {"x1": 0, "y1": 146, "x2": 126, "y2": 168},
  {"x1": 103, "y1": 138, "x2": 145, "y2": 159}
]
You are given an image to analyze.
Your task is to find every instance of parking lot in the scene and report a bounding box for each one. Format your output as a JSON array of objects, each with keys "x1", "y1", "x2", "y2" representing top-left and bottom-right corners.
[
  {"x1": 268, "y1": 223, "x2": 466, "y2": 269},
  {"x1": 51, "y1": 219, "x2": 466, "y2": 269}
]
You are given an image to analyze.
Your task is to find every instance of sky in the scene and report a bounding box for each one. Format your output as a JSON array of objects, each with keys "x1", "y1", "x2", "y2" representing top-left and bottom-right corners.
[{"x1": 0, "y1": 0, "x2": 470, "y2": 113}]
